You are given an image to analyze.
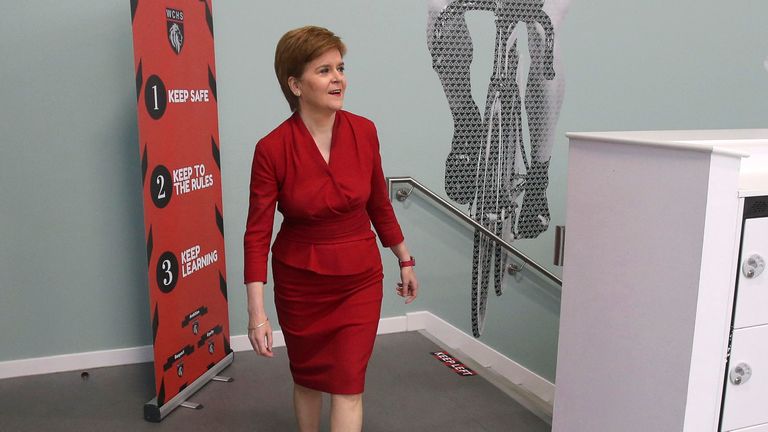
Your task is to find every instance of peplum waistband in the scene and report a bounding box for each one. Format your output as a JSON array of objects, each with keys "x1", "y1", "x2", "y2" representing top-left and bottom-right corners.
[
  {"x1": 278, "y1": 209, "x2": 374, "y2": 244},
  {"x1": 271, "y1": 209, "x2": 381, "y2": 276}
]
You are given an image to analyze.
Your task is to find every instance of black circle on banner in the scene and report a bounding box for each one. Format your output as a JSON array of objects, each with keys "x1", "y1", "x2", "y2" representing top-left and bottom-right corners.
[
  {"x1": 150, "y1": 165, "x2": 172, "y2": 208},
  {"x1": 156, "y1": 251, "x2": 179, "y2": 293},
  {"x1": 144, "y1": 75, "x2": 167, "y2": 120}
]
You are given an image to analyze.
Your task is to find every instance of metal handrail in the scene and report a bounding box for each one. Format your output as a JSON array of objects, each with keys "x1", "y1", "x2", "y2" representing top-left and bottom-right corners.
[{"x1": 386, "y1": 176, "x2": 563, "y2": 287}]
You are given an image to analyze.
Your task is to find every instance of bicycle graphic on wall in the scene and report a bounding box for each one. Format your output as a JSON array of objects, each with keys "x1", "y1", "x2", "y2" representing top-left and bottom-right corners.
[{"x1": 427, "y1": 0, "x2": 569, "y2": 337}]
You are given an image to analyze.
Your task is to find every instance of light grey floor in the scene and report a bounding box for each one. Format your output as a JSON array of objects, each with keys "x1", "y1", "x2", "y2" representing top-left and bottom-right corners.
[{"x1": 0, "y1": 331, "x2": 550, "y2": 431}]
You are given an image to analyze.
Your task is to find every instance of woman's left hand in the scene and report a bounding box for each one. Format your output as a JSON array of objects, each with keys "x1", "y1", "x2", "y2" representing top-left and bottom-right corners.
[{"x1": 396, "y1": 267, "x2": 419, "y2": 304}]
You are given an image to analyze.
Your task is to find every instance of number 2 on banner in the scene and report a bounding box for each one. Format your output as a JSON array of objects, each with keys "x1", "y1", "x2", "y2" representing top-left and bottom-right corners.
[
  {"x1": 150, "y1": 165, "x2": 171, "y2": 208},
  {"x1": 156, "y1": 175, "x2": 166, "y2": 200}
]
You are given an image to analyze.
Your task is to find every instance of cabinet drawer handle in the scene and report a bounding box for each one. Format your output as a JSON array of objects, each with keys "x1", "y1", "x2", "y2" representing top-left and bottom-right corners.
[
  {"x1": 730, "y1": 363, "x2": 752, "y2": 385},
  {"x1": 742, "y1": 254, "x2": 765, "y2": 279}
]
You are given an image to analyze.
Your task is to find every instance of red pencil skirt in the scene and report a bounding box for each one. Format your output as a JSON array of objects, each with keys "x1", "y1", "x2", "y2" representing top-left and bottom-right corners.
[{"x1": 272, "y1": 257, "x2": 383, "y2": 394}]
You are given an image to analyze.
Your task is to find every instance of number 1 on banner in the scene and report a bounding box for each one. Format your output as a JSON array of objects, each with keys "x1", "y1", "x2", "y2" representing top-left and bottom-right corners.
[
  {"x1": 144, "y1": 75, "x2": 167, "y2": 120},
  {"x1": 152, "y1": 85, "x2": 159, "y2": 111}
]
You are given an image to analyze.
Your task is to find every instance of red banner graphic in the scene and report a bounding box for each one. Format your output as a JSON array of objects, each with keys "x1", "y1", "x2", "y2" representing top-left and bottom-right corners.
[{"x1": 129, "y1": 0, "x2": 231, "y2": 409}]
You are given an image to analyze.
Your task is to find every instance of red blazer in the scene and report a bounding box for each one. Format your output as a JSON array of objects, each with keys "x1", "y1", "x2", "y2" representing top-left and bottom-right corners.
[{"x1": 244, "y1": 110, "x2": 404, "y2": 284}]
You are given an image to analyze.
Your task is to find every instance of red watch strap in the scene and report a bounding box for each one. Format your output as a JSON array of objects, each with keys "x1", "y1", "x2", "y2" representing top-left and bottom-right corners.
[{"x1": 399, "y1": 256, "x2": 415, "y2": 268}]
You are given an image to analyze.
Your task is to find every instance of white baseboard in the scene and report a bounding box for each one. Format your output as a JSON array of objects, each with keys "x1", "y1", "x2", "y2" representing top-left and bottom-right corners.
[
  {"x1": 410, "y1": 311, "x2": 555, "y2": 404},
  {"x1": 0, "y1": 312, "x2": 554, "y2": 405},
  {"x1": 0, "y1": 345, "x2": 154, "y2": 380}
]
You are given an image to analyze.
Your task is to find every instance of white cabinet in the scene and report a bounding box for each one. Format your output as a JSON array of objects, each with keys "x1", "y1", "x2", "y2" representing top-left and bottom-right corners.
[
  {"x1": 730, "y1": 423, "x2": 768, "y2": 432},
  {"x1": 732, "y1": 218, "x2": 768, "y2": 329},
  {"x1": 722, "y1": 215, "x2": 768, "y2": 432},
  {"x1": 552, "y1": 130, "x2": 768, "y2": 432},
  {"x1": 722, "y1": 324, "x2": 768, "y2": 431}
]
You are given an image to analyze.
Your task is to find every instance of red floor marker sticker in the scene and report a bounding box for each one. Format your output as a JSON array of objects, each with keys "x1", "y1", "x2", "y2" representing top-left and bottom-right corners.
[{"x1": 431, "y1": 351, "x2": 476, "y2": 376}]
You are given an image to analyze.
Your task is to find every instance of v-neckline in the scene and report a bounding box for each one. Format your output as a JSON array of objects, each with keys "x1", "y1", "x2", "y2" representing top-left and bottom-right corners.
[{"x1": 295, "y1": 112, "x2": 339, "y2": 169}]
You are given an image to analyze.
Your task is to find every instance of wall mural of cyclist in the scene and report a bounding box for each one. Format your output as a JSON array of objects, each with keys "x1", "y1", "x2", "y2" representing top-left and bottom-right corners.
[{"x1": 427, "y1": 0, "x2": 570, "y2": 337}]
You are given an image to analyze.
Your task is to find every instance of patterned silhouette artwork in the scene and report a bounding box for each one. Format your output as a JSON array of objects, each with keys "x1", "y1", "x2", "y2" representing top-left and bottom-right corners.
[{"x1": 427, "y1": 0, "x2": 569, "y2": 337}]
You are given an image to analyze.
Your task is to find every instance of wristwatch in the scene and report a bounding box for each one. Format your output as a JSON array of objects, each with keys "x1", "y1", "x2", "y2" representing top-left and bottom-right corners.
[{"x1": 398, "y1": 256, "x2": 415, "y2": 268}]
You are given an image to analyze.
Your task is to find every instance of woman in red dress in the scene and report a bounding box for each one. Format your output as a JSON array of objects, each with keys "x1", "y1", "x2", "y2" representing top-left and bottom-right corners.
[{"x1": 243, "y1": 26, "x2": 419, "y2": 432}]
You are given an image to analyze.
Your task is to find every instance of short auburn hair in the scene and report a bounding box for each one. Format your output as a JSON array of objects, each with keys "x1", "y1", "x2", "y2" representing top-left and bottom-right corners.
[{"x1": 274, "y1": 26, "x2": 347, "y2": 112}]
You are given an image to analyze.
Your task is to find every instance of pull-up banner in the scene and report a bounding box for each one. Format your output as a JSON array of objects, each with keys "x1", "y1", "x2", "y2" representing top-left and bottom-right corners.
[{"x1": 129, "y1": 0, "x2": 232, "y2": 421}]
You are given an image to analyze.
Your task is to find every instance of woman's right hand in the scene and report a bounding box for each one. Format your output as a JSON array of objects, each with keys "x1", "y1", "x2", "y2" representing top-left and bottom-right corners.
[
  {"x1": 248, "y1": 314, "x2": 274, "y2": 358},
  {"x1": 245, "y1": 281, "x2": 273, "y2": 358}
]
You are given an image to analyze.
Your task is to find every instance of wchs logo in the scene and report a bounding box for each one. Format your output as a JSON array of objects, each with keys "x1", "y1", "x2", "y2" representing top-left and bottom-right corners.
[{"x1": 166, "y1": 8, "x2": 184, "y2": 55}]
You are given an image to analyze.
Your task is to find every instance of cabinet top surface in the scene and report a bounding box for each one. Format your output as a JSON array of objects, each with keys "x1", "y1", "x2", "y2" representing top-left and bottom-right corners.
[{"x1": 566, "y1": 129, "x2": 768, "y2": 196}]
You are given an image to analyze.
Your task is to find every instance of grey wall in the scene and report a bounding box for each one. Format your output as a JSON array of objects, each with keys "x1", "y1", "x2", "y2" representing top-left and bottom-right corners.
[
  {"x1": 1, "y1": 2, "x2": 150, "y2": 357},
  {"x1": 2, "y1": 0, "x2": 767, "y2": 384}
]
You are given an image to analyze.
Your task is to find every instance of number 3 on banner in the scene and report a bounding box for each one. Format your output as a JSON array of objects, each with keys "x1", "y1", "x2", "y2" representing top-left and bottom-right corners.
[
  {"x1": 162, "y1": 259, "x2": 173, "y2": 286},
  {"x1": 156, "y1": 252, "x2": 179, "y2": 293}
]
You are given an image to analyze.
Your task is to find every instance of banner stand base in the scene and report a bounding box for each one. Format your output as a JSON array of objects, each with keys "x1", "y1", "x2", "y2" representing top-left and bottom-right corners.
[{"x1": 144, "y1": 351, "x2": 234, "y2": 422}]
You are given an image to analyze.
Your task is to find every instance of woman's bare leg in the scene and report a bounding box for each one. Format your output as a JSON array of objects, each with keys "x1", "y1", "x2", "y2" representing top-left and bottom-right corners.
[
  {"x1": 330, "y1": 393, "x2": 363, "y2": 432},
  {"x1": 293, "y1": 384, "x2": 322, "y2": 432}
]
